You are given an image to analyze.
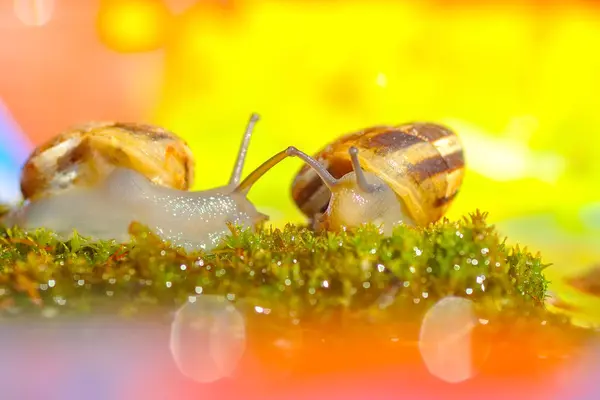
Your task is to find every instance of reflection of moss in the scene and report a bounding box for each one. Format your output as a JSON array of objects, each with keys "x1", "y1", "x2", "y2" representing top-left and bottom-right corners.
[{"x1": 0, "y1": 210, "x2": 572, "y2": 328}]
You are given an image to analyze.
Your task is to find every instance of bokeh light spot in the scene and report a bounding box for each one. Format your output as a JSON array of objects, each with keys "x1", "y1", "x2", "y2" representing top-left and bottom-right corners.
[
  {"x1": 13, "y1": 0, "x2": 54, "y2": 27},
  {"x1": 418, "y1": 296, "x2": 478, "y2": 383},
  {"x1": 97, "y1": 0, "x2": 171, "y2": 53},
  {"x1": 170, "y1": 294, "x2": 246, "y2": 383}
]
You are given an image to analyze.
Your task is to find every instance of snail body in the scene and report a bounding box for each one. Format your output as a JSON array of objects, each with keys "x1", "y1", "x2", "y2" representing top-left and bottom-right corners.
[
  {"x1": 20, "y1": 121, "x2": 195, "y2": 201},
  {"x1": 290, "y1": 123, "x2": 465, "y2": 231},
  {"x1": 4, "y1": 115, "x2": 298, "y2": 252},
  {"x1": 7, "y1": 168, "x2": 266, "y2": 251}
]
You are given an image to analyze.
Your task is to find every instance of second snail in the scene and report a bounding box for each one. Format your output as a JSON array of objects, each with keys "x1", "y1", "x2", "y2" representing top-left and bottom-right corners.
[{"x1": 2, "y1": 114, "x2": 464, "y2": 251}]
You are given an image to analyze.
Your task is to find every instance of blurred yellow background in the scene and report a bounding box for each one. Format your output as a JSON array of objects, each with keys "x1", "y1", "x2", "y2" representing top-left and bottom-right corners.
[{"x1": 2, "y1": 0, "x2": 599, "y2": 320}]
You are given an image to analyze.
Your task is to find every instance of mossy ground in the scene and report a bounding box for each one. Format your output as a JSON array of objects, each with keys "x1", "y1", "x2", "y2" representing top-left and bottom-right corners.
[{"x1": 0, "y1": 210, "x2": 567, "y2": 324}]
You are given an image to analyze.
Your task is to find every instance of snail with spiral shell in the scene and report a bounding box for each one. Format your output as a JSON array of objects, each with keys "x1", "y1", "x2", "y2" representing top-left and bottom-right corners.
[
  {"x1": 19, "y1": 121, "x2": 196, "y2": 200},
  {"x1": 289, "y1": 123, "x2": 466, "y2": 234},
  {"x1": 4, "y1": 115, "x2": 293, "y2": 251}
]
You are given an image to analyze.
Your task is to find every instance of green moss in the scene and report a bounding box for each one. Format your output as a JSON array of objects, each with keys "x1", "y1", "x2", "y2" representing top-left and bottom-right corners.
[{"x1": 0, "y1": 209, "x2": 565, "y2": 328}]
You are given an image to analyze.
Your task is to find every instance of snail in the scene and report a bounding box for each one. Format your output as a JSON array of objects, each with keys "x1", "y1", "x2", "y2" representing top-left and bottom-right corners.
[
  {"x1": 3, "y1": 114, "x2": 300, "y2": 252},
  {"x1": 20, "y1": 121, "x2": 195, "y2": 201},
  {"x1": 290, "y1": 123, "x2": 465, "y2": 233}
]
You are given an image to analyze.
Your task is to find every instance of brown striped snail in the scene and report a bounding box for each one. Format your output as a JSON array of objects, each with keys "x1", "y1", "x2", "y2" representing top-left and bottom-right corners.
[
  {"x1": 20, "y1": 121, "x2": 195, "y2": 201},
  {"x1": 289, "y1": 123, "x2": 465, "y2": 233}
]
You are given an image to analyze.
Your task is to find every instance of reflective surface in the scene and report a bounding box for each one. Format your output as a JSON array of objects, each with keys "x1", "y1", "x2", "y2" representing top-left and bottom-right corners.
[{"x1": 0, "y1": 314, "x2": 594, "y2": 400}]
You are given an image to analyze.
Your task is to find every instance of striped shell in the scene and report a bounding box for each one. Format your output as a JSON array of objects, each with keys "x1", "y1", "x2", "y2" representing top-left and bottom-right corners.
[
  {"x1": 291, "y1": 122, "x2": 465, "y2": 227},
  {"x1": 21, "y1": 122, "x2": 195, "y2": 200}
]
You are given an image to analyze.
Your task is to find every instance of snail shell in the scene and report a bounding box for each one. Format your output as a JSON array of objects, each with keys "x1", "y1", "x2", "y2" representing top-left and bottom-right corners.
[
  {"x1": 291, "y1": 122, "x2": 465, "y2": 227},
  {"x1": 20, "y1": 121, "x2": 195, "y2": 200}
]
